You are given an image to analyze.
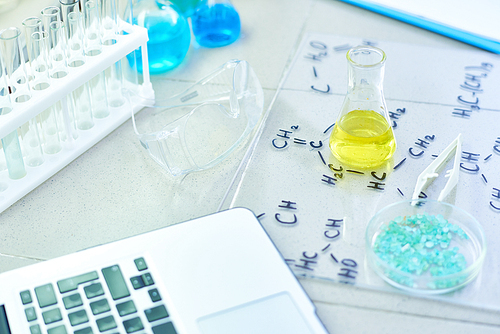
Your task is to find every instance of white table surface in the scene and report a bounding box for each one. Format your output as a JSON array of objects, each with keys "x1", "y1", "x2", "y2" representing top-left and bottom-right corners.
[{"x1": 1, "y1": 0, "x2": 499, "y2": 333}]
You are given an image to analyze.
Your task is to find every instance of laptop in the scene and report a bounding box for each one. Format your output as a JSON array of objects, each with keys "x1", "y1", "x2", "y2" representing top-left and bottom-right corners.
[{"x1": 0, "y1": 208, "x2": 329, "y2": 334}]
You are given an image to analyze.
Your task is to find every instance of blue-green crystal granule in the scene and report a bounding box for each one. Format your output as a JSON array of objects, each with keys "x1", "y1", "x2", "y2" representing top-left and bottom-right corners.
[{"x1": 373, "y1": 213, "x2": 469, "y2": 289}]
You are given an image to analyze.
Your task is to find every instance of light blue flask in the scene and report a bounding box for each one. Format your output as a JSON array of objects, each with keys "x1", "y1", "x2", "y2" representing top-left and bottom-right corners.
[{"x1": 131, "y1": 0, "x2": 191, "y2": 73}]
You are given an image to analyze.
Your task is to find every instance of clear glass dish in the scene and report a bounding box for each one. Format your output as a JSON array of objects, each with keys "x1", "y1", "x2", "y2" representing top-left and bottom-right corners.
[{"x1": 366, "y1": 199, "x2": 487, "y2": 294}]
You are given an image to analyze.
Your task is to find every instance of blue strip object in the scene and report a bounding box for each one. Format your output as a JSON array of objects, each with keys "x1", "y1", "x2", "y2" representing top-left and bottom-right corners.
[{"x1": 339, "y1": 0, "x2": 500, "y2": 54}]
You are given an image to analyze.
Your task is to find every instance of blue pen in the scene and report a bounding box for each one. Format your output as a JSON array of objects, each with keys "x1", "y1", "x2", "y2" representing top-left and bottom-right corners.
[{"x1": 339, "y1": 0, "x2": 500, "y2": 54}]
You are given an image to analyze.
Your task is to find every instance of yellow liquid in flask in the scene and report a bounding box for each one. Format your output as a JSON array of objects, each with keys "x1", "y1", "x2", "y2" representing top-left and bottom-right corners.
[{"x1": 329, "y1": 109, "x2": 396, "y2": 169}]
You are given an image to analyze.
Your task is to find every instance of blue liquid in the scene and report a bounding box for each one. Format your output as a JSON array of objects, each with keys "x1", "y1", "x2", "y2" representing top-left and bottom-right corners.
[
  {"x1": 133, "y1": 11, "x2": 191, "y2": 74},
  {"x1": 192, "y1": 3, "x2": 240, "y2": 48}
]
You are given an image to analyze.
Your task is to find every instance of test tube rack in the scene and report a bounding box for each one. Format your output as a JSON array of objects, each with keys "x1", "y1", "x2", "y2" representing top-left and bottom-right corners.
[{"x1": 0, "y1": 21, "x2": 154, "y2": 214}]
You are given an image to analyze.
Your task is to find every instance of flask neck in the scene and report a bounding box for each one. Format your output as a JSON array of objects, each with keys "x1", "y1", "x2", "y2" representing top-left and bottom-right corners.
[
  {"x1": 346, "y1": 46, "x2": 386, "y2": 93},
  {"x1": 341, "y1": 46, "x2": 388, "y2": 118},
  {"x1": 347, "y1": 62, "x2": 384, "y2": 93}
]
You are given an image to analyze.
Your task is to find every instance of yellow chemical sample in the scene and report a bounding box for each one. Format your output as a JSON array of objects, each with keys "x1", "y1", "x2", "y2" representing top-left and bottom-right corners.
[{"x1": 329, "y1": 109, "x2": 396, "y2": 169}]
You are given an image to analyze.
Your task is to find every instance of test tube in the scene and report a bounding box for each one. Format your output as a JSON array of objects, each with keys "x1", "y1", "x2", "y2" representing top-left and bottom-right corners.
[
  {"x1": 49, "y1": 21, "x2": 78, "y2": 144},
  {"x1": 85, "y1": 0, "x2": 110, "y2": 119},
  {"x1": 0, "y1": 50, "x2": 12, "y2": 116},
  {"x1": 18, "y1": 118, "x2": 45, "y2": 167},
  {"x1": 27, "y1": 31, "x2": 51, "y2": 91},
  {"x1": 0, "y1": 27, "x2": 31, "y2": 103},
  {"x1": 0, "y1": 52, "x2": 26, "y2": 180},
  {"x1": 1, "y1": 131, "x2": 26, "y2": 179},
  {"x1": 84, "y1": 0, "x2": 102, "y2": 56},
  {"x1": 19, "y1": 24, "x2": 47, "y2": 163},
  {"x1": 30, "y1": 31, "x2": 62, "y2": 154},
  {"x1": 41, "y1": 6, "x2": 62, "y2": 70},
  {"x1": 101, "y1": 0, "x2": 125, "y2": 107},
  {"x1": 42, "y1": 6, "x2": 61, "y2": 34},
  {"x1": 0, "y1": 83, "x2": 26, "y2": 180},
  {"x1": 60, "y1": 1, "x2": 94, "y2": 130},
  {"x1": 68, "y1": 12, "x2": 94, "y2": 130},
  {"x1": 118, "y1": 0, "x2": 139, "y2": 89},
  {"x1": 48, "y1": 21, "x2": 68, "y2": 80},
  {"x1": 21, "y1": 17, "x2": 42, "y2": 80},
  {"x1": 100, "y1": 0, "x2": 118, "y2": 45},
  {"x1": 0, "y1": 27, "x2": 29, "y2": 179},
  {"x1": 61, "y1": 1, "x2": 86, "y2": 68}
]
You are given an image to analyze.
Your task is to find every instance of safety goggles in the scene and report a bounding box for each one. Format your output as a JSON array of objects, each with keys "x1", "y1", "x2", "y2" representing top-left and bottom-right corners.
[{"x1": 130, "y1": 60, "x2": 264, "y2": 176}]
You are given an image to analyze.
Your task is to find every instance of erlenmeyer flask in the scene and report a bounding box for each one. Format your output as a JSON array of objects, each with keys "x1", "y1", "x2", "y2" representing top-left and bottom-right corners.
[{"x1": 329, "y1": 45, "x2": 396, "y2": 169}]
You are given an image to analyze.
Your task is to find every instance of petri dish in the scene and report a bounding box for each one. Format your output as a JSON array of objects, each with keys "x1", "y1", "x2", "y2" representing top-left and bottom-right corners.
[{"x1": 366, "y1": 199, "x2": 487, "y2": 294}]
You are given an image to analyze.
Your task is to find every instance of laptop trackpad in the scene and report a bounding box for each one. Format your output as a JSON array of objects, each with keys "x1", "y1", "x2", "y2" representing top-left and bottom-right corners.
[{"x1": 197, "y1": 292, "x2": 314, "y2": 334}]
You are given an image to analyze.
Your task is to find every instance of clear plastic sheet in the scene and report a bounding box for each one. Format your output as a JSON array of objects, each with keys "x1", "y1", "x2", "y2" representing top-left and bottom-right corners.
[{"x1": 223, "y1": 33, "x2": 500, "y2": 314}]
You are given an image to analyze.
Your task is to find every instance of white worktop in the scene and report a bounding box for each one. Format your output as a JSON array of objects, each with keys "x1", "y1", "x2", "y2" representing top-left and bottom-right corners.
[{"x1": 1, "y1": 0, "x2": 499, "y2": 333}]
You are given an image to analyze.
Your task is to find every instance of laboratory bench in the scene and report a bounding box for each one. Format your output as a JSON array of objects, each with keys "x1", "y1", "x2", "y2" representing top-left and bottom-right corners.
[{"x1": 1, "y1": 0, "x2": 500, "y2": 333}]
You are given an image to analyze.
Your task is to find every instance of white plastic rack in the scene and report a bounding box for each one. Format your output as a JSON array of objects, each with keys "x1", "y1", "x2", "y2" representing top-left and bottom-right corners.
[{"x1": 0, "y1": 22, "x2": 154, "y2": 214}]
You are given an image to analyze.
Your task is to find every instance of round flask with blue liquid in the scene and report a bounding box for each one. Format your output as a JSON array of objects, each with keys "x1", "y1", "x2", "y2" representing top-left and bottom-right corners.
[
  {"x1": 131, "y1": 0, "x2": 191, "y2": 73},
  {"x1": 192, "y1": 0, "x2": 241, "y2": 48}
]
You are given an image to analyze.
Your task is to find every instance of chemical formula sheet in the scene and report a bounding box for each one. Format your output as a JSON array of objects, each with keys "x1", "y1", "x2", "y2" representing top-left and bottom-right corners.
[{"x1": 225, "y1": 33, "x2": 500, "y2": 312}]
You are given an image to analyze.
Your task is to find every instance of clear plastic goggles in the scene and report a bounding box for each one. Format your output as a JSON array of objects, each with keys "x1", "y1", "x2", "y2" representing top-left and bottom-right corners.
[{"x1": 130, "y1": 60, "x2": 264, "y2": 176}]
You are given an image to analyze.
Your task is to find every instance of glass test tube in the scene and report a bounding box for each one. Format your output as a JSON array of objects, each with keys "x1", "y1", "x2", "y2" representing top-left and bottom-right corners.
[
  {"x1": 21, "y1": 17, "x2": 42, "y2": 80},
  {"x1": 17, "y1": 29, "x2": 49, "y2": 165},
  {"x1": 42, "y1": 6, "x2": 75, "y2": 146},
  {"x1": 41, "y1": 6, "x2": 62, "y2": 68},
  {"x1": 31, "y1": 31, "x2": 63, "y2": 154},
  {"x1": 0, "y1": 50, "x2": 12, "y2": 116},
  {"x1": 85, "y1": 0, "x2": 110, "y2": 119},
  {"x1": 60, "y1": 0, "x2": 95, "y2": 130},
  {"x1": 0, "y1": 27, "x2": 31, "y2": 103},
  {"x1": 118, "y1": 0, "x2": 139, "y2": 89},
  {"x1": 27, "y1": 31, "x2": 51, "y2": 91},
  {"x1": 49, "y1": 21, "x2": 79, "y2": 144},
  {"x1": 0, "y1": 54, "x2": 14, "y2": 183},
  {"x1": 0, "y1": 28, "x2": 28, "y2": 179},
  {"x1": 100, "y1": 0, "x2": 118, "y2": 45},
  {"x1": 42, "y1": 6, "x2": 61, "y2": 34},
  {"x1": 101, "y1": 0, "x2": 126, "y2": 107}
]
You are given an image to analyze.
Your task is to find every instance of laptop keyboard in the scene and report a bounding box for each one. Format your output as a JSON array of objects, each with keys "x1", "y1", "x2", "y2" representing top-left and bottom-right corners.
[{"x1": 18, "y1": 257, "x2": 177, "y2": 334}]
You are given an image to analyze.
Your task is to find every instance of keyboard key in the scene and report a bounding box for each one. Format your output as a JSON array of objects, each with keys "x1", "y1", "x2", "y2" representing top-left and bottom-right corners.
[
  {"x1": 57, "y1": 271, "x2": 99, "y2": 293},
  {"x1": 130, "y1": 276, "x2": 145, "y2": 290},
  {"x1": 35, "y1": 284, "x2": 57, "y2": 308},
  {"x1": 102, "y1": 265, "x2": 130, "y2": 301},
  {"x1": 47, "y1": 325, "x2": 67, "y2": 334},
  {"x1": 74, "y1": 327, "x2": 93, "y2": 334},
  {"x1": 152, "y1": 322, "x2": 177, "y2": 334},
  {"x1": 134, "y1": 258, "x2": 148, "y2": 271},
  {"x1": 116, "y1": 300, "x2": 137, "y2": 317},
  {"x1": 145, "y1": 305, "x2": 169, "y2": 323},
  {"x1": 0, "y1": 305, "x2": 10, "y2": 334},
  {"x1": 96, "y1": 315, "x2": 117, "y2": 332},
  {"x1": 63, "y1": 293, "x2": 83, "y2": 310},
  {"x1": 84, "y1": 283, "x2": 104, "y2": 299},
  {"x1": 30, "y1": 324, "x2": 41, "y2": 334},
  {"x1": 148, "y1": 288, "x2": 162, "y2": 302},
  {"x1": 20, "y1": 290, "x2": 32, "y2": 304},
  {"x1": 42, "y1": 308, "x2": 62, "y2": 325},
  {"x1": 141, "y1": 273, "x2": 154, "y2": 286},
  {"x1": 25, "y1": 307, "x2": 37, "y2": 321},
  {"x1": 123, "y1": 317, "x2": 144, "y2": 333},
  {"x1": 90, "y1": 299, "x2": 110, "y2": 315},
  {"x1": 69, "y1": 309, "x2": 89, "y2": 326}
]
